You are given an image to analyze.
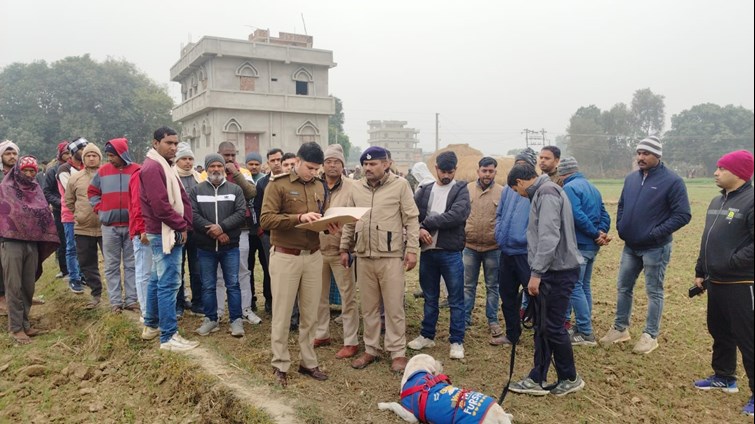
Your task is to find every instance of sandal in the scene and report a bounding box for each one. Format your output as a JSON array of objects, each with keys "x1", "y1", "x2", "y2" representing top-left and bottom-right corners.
[
  {"x1": 11, "y1": 331, "x2": 32, "y2": 345},
  {"x1": 25, "y1": 328, "x2": 45, "y2": 337}
]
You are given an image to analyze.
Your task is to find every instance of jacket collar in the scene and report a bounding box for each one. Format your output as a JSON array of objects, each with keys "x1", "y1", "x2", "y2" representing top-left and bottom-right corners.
[
  {"x1": 526, "y1": 175, "x2": 550, "y2": 200},
  {"x1": 563, "y1": 172, "x2": 584, "y2": 185},
  {"x1": 720, "y1": 179, "x2": 752, "y2": 197}
]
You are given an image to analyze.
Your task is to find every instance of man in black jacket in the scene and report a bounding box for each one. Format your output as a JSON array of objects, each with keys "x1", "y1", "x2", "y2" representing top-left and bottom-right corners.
[
  {"x1": 44, "y1": 141, "x2": 71, "y2": 279},
  {"x1": 408, "y1": 151, "x2": 471, "y2": 360},
  {"x1": 191, "y1": 154, "x2": 247, "y2": 338},
  {"x1": 692, "y1": 150, "x2": 754, "y2": 417}
]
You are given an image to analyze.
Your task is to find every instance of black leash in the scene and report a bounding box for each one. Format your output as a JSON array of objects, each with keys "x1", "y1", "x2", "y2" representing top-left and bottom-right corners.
[{"x1": 498, "y1": 289, "x2": 533, "y2": 405}]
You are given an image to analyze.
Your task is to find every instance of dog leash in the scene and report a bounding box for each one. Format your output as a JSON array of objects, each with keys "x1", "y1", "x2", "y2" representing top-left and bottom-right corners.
[{"x1": 497, "y1": 289, "x2": 531, "y2": 405}]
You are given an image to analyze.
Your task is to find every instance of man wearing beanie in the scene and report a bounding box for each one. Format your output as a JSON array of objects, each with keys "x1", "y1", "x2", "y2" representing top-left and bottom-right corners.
[
  {"x1": 44, "y1": 141, "x2": 71, "y2": 280},
  {"x1": 245, "y1": 151, "x2": 268, "y2": 316},
  {"x1": 558, "y1": 157, "x2": 611, "y2": 346},
  {"x1": 0, "y1": 140, "x2": 20, "y2": 315},
  {"x1": 600, "y1": 136, "x2": 691, "y2": 354},
  {"x1": 692, "y1": 150, "x2": 754, "y2": 416},
  {"x1": 191, "y1": 154, "x2": 247, "y2": 339},
  {"x1": 57, "y1": 138, "x2": 87, "y2": 294},
  {"x1": 89, "y1": 138, "x2": 141, "y2": 313},
  {"x1": 409, "y1": 151, "x2": 471, "y2": 360},
  {"x1": 65, "y1": 143, "x2": 105, "y2": 309},
  {"x1": 174, "y1": 142, "x2": 202, "y2": 316},
  {"x1": 314, "y1": 144, "x2": 360, "y2": 360}
]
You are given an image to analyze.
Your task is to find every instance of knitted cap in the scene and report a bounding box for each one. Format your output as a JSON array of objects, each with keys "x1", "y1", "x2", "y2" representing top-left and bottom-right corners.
[
  {"x1": 636, "y1": 136, "x2": 662, "y2": 157},
  {"x1": 68, "y1": 138, "x2": 89, "y2": 155},
  {"x1": 205, "y1": 153, "x2": 225, "y2": 170},
  {"x1": 558, "y1": 156, "x2": 579, "y2": 176},
  {"x1": 19, "y1": 156, "x2": 38, "y2": 172},
  {"x1": 515, "y1": 147, "x2": 537, "y2": 167},
  {"x1": 175, "y1": 142, "x2": 194, "y2": 161},
  {"x1": 324, "y1": 144, "x2": 346, "y2": 166},
  {"x1": 245, "y1": 152, "x2": 263, "y2": 164},
  {"x1": 717, "y1": 150, "x2": 754, "y2": 181},
  {"x1": 56, "y1": 141, "x2": 69, "y2": 160}
]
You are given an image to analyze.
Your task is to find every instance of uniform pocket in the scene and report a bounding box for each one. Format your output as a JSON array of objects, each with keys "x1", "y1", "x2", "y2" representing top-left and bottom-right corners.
[
  {"x1": 355, "y1": 229, "x2": 367, "y2": 253},
  {"x1": 377, "y1": 229, "x2": 394, "y2": 252}
]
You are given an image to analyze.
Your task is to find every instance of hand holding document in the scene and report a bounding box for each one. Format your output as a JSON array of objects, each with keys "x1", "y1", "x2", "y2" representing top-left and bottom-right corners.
[{"x1": 295, "y1": 207, "x2": 371, "y2": 232}]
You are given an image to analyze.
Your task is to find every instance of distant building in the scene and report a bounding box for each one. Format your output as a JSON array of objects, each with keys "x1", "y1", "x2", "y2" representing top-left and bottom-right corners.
[
  {"x1": 170, "y1": 29, "x2": 336, "y2": 159},
  {"x1": 366, "y1": 120, "x2": 423, "y2": 173}
]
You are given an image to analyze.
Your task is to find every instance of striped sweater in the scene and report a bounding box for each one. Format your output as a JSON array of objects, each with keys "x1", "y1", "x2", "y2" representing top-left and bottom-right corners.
[{"x1": 88, "y1": 162, "x2": 141, "y2": 226}]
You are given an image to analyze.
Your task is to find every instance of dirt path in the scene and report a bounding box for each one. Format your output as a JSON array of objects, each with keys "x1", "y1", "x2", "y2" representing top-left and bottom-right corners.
[{"x1": 184, "y1": 347, "x2": 300, "y2": 424}]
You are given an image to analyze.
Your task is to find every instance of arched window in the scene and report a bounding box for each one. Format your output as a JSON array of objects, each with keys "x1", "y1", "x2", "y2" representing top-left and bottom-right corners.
[
  {"x1": 292, "y1": 67, "x2": 313, "y2": 95},
  {"x1": 236, "y1": 62, "x2": 259, "y2": 91},
  {"x1": 296, "y1": 120, "x2": 319, "y2": 143},
  {"x1": 223, "y1": 118, "x2": 242, "y2": 144}
]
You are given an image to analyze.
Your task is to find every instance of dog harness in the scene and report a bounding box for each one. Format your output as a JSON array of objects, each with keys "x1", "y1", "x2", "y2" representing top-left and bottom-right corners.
[{"x1": 400, "y1": 371, "x2": 496, "y2": 423}]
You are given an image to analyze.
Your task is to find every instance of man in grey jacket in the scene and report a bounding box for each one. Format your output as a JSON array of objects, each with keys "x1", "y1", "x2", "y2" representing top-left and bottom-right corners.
[
  {"x1": 190, "y1": 154, "x2": 248, "y2": 338},
  {"x1": 506, "y1": 164, "x2": 585, "y2": 397}
]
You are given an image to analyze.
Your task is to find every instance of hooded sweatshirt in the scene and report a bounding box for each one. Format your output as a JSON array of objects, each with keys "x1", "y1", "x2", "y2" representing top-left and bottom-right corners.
[{"x1": 88, "y1": 138, "x2": 141, "y2": 226}]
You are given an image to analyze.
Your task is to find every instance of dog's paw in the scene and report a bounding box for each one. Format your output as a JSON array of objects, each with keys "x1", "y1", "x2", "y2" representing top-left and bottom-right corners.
[{"x1": 377, "y1": 402, "x2": 390, "y2": 410}]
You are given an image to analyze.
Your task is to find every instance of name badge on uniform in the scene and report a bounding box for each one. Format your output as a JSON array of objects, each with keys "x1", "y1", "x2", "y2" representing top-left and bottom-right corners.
[
  {"x1": 289, "y1": 191, "x2": 300, "y2": 196},
  {"x1": 726, "y1": 208, "x2": 739, "y2": 222}
]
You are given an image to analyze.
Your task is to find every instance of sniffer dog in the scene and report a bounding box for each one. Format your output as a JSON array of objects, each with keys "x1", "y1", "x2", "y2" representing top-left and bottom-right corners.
[{"x1": 378, "y1": 354, "x2": 513, "y2": 423}]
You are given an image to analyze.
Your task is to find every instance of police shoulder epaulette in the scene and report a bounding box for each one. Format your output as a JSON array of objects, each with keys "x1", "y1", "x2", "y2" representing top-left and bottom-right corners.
[{"x1": 269, "y1": 172, "x2": 290, "y2": 182}]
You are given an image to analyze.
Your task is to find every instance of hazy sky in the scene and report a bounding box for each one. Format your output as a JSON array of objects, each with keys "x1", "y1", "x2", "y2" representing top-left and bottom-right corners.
[{"x1": 2, "y1": 0, "x2": 753, "y2": 154}]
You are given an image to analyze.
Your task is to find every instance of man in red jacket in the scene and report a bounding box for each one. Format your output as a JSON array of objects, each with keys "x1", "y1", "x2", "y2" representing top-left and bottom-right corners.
[{"x1": 89, "y1": 138, "x2": 141, "y2": 313}]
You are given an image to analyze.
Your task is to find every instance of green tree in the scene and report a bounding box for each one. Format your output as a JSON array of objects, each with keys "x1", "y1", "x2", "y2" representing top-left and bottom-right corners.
[
  {"x1": 328, "y1": 96, "x2": 351, "y2": 160},
  {"x1": 0, "y1": 55, "x2": 174, "y2": 161},
  {"x1": 631, "y1": 88, "x2": 665, "y2": 138},
  {"x1": 664, "y1": 103, "x2": 754, "y2": 175}
]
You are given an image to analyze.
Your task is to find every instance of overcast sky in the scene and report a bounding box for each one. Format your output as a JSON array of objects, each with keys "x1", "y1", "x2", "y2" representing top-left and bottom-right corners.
[{"x1": 2, "y1": 0, "x2": 753, "y2": 155}]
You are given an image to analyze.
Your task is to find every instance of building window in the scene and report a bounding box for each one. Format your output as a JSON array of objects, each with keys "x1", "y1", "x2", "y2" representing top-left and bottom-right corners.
[
  {"x1": 296, "y1": 81, "x2": 308, "y2": 95},
  {"x1": 240, "y1": 76, "x2": 255, "y2": 91}
]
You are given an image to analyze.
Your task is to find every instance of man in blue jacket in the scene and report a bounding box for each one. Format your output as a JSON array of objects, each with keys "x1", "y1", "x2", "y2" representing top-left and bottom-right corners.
[
  {"x1": 492, "y1": 148, "x2": 537, "y2": 346},
  {"x1": 600, "y1": 136, "x2": 691, "y2": 354},
  {"x1": 408, "y1": 151, "x2": 471, "y2": 360},
  {"x1": 558, "y1": 157, "x2": 611, "y2": 346}
]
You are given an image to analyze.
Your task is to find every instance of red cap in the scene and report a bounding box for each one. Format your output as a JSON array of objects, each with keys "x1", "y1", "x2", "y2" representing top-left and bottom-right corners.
[{"x1": 717, "y1": 150, "x2": 754, "y2": 181}]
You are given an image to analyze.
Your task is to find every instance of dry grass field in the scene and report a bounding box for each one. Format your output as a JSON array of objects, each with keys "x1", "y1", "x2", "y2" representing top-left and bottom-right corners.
[{"x1": 1, "y1": 178, "x2": 751, "y2": 423}]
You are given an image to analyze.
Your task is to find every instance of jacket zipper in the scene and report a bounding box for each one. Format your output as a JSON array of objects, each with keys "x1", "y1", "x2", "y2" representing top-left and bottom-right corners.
[{"x1": 702, "y1": 193, "x2": 727, "y2": 277}]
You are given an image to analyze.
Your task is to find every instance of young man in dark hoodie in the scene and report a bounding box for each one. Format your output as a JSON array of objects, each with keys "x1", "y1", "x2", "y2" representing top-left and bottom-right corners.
[
  {"x1": 44, "y1": 141, "x2": 71, "y2": 280},
  {"x1": 692, "y1": 150, "x2": 754, "y2": 417},
  {"x1": 600, "y1": 137, "x2": 691, "y2": 354},
  {"x1": 89, "y1": 138, "x2": 141, "y2": 313}
]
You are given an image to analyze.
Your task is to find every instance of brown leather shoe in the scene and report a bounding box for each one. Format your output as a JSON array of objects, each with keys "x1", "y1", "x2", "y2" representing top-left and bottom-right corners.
[
  {"x1": 390, "y1": 356, "x2": 408, "y2": 373},
  {"x1": 273, "y1": 368, "x2": 287, "y2": 388},
  {"x1": 297, "y1": 366, "x2": 328, "y2": 381},
  {"x1": 335, "y1": 345, "x2": 359, "y2": 359},
  {"x1": 351, "y1": 352, "x2": 378, "y2": 369},
  {"x1": 313, "y1": 337, "x2": 332, "y2": 348}
]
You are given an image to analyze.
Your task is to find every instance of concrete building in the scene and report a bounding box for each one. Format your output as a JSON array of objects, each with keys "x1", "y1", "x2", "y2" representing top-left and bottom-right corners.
[
  {"x1": 170, "y1": 29, "x2": 336, "y2": 159},
  {"x1": 366, "y1": 120, "x2": 423, "y2": 173}
]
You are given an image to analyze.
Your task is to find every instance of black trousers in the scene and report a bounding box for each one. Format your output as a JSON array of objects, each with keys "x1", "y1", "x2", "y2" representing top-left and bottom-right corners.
[
  {"x1": 53, "y1": 208, "x2": 67, "y2": 275},
  {"x1": 498, "y1": 252, "x2": 531, "y2": 343},
  {"x1": 708, "y1": 282, "x2": 754, "y2": 394},
  {"x1": 248, "y1": 231, "x2": 272, "y2": 305},
  {"x1": 75, "y1": 235, "x2": 103, "y2": 298},
  {"x1": 528, "y1": 268, "x2": 579, "y2": 384},
  {"x1": 178, "y1": 233, "x2": 201, "y2": 309}
]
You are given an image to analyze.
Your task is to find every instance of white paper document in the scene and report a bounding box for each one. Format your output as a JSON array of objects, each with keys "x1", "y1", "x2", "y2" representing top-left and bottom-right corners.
[{"x1": 295, "y1": 207, "x2": 371, "y2": 232}]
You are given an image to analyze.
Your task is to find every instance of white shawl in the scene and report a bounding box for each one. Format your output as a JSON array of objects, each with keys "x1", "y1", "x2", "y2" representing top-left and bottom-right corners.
[{"x1": 147, "y1": 149, "x2": 184, "y2": 254}]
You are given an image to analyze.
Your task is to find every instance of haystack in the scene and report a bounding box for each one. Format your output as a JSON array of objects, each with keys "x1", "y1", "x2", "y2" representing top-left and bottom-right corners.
[{"x1": 424, "y1": 144, "x2": 516, "y2": 185}]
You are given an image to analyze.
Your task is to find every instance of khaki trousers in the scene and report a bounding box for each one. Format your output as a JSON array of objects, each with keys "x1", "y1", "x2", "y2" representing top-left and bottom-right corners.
[
  {"x1": 358, "y1": 257, "x2": 406, "y2": 358},
  {"x1": 1, "y1": 240, "x2": 38, "y2": 333},
  {"x1": 316, "y1": 254, "x2": 359, "y2": 346},
  {"x1": 269, "y1": 248, "x2": 323, "y2": 372}
]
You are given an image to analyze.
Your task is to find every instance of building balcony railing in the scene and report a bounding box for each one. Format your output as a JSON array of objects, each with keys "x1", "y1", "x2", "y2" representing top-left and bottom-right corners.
[{"x1": 172, "y1": 90, "x2": 335, "y2": 121}]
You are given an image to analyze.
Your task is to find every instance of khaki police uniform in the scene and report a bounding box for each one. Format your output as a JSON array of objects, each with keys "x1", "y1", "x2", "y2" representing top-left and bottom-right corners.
[
  {"x1": 260, "y1": 170, "x2": 326, "y2": 373},
  {"x1": 316, "y1": 177, "x2": 359, "y2": 346},
  {"x1": 340, "y1": 173, "x2": 420, "y2": 359}
]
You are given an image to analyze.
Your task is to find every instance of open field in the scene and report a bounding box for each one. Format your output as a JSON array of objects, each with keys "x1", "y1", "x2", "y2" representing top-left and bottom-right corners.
[{"x1": 1, "y1": 178, "x2": 751, "y2": 423}]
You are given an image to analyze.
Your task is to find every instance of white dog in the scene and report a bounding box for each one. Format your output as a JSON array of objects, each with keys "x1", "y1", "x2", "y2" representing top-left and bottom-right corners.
[{"x1": 378, "y1": 353, "x2": 513, "y2": 424}]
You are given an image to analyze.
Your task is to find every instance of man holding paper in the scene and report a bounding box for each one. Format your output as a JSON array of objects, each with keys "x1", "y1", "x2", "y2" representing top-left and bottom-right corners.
[{"x1": 340, "y1": 146, "x2": 421, "y2": 373}]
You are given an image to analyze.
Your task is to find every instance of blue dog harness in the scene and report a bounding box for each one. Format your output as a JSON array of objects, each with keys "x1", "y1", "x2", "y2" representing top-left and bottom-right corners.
[{"x1": 400, "y1": 371, "x2": 496, "y2": 423}]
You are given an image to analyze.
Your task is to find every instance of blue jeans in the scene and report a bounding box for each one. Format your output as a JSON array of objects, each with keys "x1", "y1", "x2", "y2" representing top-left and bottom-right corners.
[
  {"x1": 198, "y1": 248, "x2": 242, "y2": 322},
  {"x1": 63, "y1": 222, "x2": 81, "y2": 282},
  {"x1": 463, "y1": 248, "x2": 500, "y2": 325},
  {"x1": 132, "y1": 236, "x2": 152, "y2": 318},
  {"x1": 144, "y1": 234, "x2": 184, "y2": 343},
  {"x1": 419, "y1": 250, "x2": 466, "y2": 344},
  {"x1": 566, "y1": 249, "x2": 597, "y2": 336},
  {"x1": 614, "y1": 243, "x2": 672, "y2": 338}
]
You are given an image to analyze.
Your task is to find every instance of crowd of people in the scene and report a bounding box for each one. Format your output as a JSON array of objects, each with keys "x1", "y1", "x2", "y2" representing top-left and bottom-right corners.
[{"x1": 0, "y1": 132, "x2": 752, "y2": 415}]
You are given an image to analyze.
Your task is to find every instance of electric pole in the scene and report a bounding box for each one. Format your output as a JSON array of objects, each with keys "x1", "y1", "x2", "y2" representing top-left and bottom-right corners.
[
  {"x1": 435, "y1": 113, "x2": 440, "y2": 151},
  {"x1": 540, "y1": 128, "x2": 548, "y2": 146},
  {"x1": 522, "y1": 128, "x2": 536, "y2": 148}
]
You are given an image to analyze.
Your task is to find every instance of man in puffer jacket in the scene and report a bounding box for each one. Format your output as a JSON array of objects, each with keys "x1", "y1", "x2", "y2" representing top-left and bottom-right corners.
[
  {"x1": 65, "y1": 143, "x2": 104, "y2": 309},
  {"x1": 191, "y1": 154, "x2": 247, "y2": 338},
  {"x1": 88, "y1": 138, "x2": 141, "y2": 313}
]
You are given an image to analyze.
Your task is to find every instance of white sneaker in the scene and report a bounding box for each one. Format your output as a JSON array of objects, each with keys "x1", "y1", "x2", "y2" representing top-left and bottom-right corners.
[
  {"x1": 141, "y1": 326, "x2": 160, "y2": 341},
  {"x1": 632, "y1": 333, "x2": 659, "y2": 355},
  {"x1": 173, "y1": 333, "x2": 200, "y2": 348},
  {"x1": 230, "y1": 318, "x2": 245, "y2": 337},
  {"x1": 160, "y1": 334, "x2": 199, "y2": 352},
  {"x1": 449, "y1": 343, "x2": 465, "y2": 360},
  {"x1": 243, "y1": 308, "x2": 262, "y2": 325},
  {"x1": 408, "y1": 335, "x2": 436, "y2": 350},
  {"x1": 599, "y1": 328, "x2": 631, "y2": 346}
]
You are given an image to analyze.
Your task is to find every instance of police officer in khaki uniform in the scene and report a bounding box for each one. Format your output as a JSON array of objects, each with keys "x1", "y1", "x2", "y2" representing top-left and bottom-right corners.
[
  {"x1": 260, "y1": 142, "x2": 334, "y2": 387},
  {"x1": 340, "y1": 146, "x2": 420, "y2": 373}
]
